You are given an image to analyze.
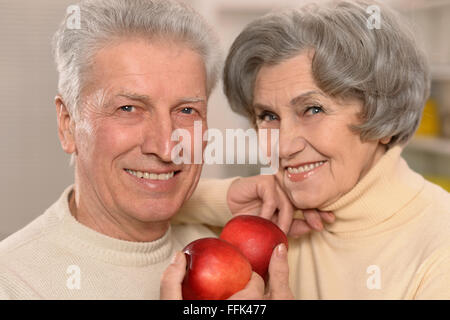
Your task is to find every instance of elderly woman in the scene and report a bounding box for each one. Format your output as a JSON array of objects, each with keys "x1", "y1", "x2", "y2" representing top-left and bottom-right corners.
[
  {"x1": 175, "y1": 0, "x2": 450, "y2": 299},
  {"x1": 0, "y1": 0, "x2": 294, "y2": 300}
]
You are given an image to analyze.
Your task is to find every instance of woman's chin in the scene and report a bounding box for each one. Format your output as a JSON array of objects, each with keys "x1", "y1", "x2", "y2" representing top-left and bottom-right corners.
[{"x1": 289, "y1": 191, "x2": 326, "y2": 210}]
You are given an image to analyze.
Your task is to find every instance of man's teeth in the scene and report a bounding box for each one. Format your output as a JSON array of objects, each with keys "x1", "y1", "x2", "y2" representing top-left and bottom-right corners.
[
  {"x1": 125, "y1": 169, "x2": 175, "y2": 180},
  {"x1": 287, "y1": 161, "x2": 325, "y2": 174}
]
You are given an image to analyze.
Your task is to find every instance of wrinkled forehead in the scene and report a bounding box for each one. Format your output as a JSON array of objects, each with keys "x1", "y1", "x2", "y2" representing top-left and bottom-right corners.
[{"x1": 79, "y1": 39, "x2": 208, "y2": 108}]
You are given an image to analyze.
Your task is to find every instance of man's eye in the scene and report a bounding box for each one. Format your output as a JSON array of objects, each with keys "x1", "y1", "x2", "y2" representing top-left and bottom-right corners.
[
  {"x1": 305, "y1": 106, "x2": 323, "y2": 115},
  {"x1": 181, "y1": 107, "x2": 195, "y2": 114},
  {"x1": 120, "y1": 105, "x2": 135, "y2": 112},
  {"x1": 257, "y1": 111, "x2": 279, "y2": 122}
]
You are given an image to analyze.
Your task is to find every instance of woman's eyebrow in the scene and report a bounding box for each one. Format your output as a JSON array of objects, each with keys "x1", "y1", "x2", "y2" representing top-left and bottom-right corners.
[
  {"x1": 253, "y1": 90, "x2": 326, "y2": 111},
  {"x1": 253, "y1": 102, "x2": 275, "y2": 113},
  {"x1": 290, "y1": 90, "x2": 326, "y2": 106}
]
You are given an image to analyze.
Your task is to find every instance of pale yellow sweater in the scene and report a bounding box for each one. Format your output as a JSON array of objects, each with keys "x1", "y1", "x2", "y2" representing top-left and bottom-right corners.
[
  {"x1": 0, "y1": 186, "x2": 220, "y2": 299},
  {"x1": 177, "y1": 146, "x2": 450, "y2": 299},
  {"x1": 1, "y1": 147, "x2": 449, "y2": 299}
]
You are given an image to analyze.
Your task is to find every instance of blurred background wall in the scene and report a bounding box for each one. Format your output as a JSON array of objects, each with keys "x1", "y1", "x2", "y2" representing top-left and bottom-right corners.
[{"x1": 1, "y1": 0, "x2": 450, "y2": 240}]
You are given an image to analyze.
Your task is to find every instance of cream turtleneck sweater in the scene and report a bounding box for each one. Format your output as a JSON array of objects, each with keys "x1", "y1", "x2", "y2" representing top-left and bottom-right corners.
[
  {"x1": 0, "y1": 186, "x2": 221, "y2": 299},
  {"x1": 1, "y1": 146, "x2": 448, "y2": 299},
  {"x1": 176, "y1": 146, "x2": 450, "y2": 299}
]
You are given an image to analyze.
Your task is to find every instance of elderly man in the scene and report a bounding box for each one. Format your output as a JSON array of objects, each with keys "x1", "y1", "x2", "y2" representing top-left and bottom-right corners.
[{"x1": 0, "y1": 0, "x2": 299, "y2": 300}]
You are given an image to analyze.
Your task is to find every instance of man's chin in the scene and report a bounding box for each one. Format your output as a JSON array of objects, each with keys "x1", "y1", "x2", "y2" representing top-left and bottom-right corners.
[{"x1": 117, "y1": 196, "x2": 180, "y2": 221}]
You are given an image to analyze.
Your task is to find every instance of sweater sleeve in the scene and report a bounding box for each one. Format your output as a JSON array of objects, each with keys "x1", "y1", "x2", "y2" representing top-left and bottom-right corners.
[
  {"x1": 414, "y1": 251, "x2": 450, "y2": 300},
  {"x1": 0, "y1": 265, "x2": 41, "y2": 300},
  {"x1": 0, "y1": 284, "x2": 10, "y2": 300},
  {"x1": 172, "y1": 177, "x2": 239, "y2": 227}
]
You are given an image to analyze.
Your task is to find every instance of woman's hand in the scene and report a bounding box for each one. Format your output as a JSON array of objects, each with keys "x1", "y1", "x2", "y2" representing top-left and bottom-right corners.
[
  {"x1": 227, "y1": 175, "x2": 335, "y2": 238},
  {"x1": 229, "y1": 243, "x2": 294, "y2": 300},
  {"x1": 160, "y1": 245, "x2": 293, "y2": 300},
  {"x1": 263, "y1": 243, "x2": 294, "y2": 300}
]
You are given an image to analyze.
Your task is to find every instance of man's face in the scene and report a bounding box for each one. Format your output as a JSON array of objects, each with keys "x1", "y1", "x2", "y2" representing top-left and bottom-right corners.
[{"x1": 72, "y1": 38, "x2": 207, "y2": 224}]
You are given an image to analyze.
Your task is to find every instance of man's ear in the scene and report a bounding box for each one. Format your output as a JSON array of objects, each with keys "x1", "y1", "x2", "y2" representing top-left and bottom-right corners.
[
  {"x1": 380, "y1": 136, "x2": 392, "y2": 145},
  {"x1": 55, "y1": 95, "x2": 77, "y2": 155}
]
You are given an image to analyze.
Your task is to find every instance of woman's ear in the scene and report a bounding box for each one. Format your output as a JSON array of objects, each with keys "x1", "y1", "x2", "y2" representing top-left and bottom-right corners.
[{"x1": 55, "y1": 95, "x2": 77, "y2": 155}]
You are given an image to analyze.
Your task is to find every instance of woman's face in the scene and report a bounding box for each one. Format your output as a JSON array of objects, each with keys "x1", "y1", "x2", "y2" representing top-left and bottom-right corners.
[{"x1": 253, "y1": 52, "x2": 387, "y2": 209}]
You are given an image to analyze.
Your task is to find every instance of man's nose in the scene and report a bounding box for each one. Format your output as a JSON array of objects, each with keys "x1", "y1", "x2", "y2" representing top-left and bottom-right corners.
[
  {"x1": 278, "y1": 118, "x2": 306, "y2": 160},
  {"x1": 140, "y1": 112, "x2": 176, "y2": 163}
]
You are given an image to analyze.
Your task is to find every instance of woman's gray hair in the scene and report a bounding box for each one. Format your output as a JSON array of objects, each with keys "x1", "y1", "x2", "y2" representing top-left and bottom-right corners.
[
  {"x1": 223, "y1": 0, "x2": 431, "y2": 147},
  {"x1": 52, "y1": 0, "x2": 222, "y2": 120}
]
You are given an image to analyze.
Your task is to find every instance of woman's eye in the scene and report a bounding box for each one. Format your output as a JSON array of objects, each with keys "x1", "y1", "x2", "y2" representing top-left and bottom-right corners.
[
  {"x1": 120, "y1": 105, "x2": 135, "y2": 112},
  {"x1": 305, "y1": 106, "x2": 323, "y2": 115},
  {"x1": 257, "y1": 111, "x2": 279, "y2": 122}
]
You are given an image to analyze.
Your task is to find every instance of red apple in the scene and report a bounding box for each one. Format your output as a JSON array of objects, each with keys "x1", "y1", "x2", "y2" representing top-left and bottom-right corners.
[
  {"x1": 181, "y1": 238, "x2": 252, "y2": 300},
  {"x1": 220, "y1": 215, "x2": 288, "y2": 280}
]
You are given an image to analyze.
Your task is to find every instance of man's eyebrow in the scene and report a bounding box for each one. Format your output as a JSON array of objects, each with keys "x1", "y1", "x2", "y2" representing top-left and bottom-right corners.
[
  {"x1": 116, "y1": 92, "x2": 151, "y2": 104},
  {"x1": 177, "y1": 97, "x2": 206, "y2": 104},
  {"x1": 114, "y1": 93, "x2": 205, "y2": 106},
  {"x1": 290, "y1": 90, "x2": 326, "y2": 106}
]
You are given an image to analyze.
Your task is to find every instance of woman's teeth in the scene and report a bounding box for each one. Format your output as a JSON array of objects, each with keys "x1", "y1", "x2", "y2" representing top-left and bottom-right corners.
[
  {"x1": 125, "y1": 169, "x2": 175, "y2": 180},
  {"x1": 287, "y1": 161, "x2": 325, "y2": 174}
]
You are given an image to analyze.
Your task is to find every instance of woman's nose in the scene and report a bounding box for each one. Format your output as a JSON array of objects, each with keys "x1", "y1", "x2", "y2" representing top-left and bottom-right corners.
[{"x1": 278, "y1": 119, "x2": 306, "y2": 160}]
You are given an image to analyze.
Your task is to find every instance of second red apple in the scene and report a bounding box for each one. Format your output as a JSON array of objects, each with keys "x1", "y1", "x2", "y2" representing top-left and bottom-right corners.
[{"x1": 220, "y1": 215, "x2": 288, "y2": 280}]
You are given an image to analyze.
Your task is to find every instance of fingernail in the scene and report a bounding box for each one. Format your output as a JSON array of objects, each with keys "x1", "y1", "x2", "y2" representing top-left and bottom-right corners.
[
  {"x1": 314, "y1": 221, "x2": 323, "y2": 230},
  {"x1": 276, "y1": 243, "x2": 287, "y2": 257}
]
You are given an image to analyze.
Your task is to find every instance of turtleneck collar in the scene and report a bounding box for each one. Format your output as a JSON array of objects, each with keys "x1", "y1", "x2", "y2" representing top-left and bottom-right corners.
[
  {"x1": 319, "y1": 145, "x2": 425, "y2": 236},
  {"x1": 50, "y1": 185, "x2": 173, "y2": 267}
]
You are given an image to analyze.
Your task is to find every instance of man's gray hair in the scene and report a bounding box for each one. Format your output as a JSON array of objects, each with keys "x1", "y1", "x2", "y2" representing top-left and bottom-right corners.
[
  {"x1": 223, "y1": 0, "x2": 431, "y2": 147},
  {"x1": 53, "y1": 0, "x2": 222, "y2": 119}
]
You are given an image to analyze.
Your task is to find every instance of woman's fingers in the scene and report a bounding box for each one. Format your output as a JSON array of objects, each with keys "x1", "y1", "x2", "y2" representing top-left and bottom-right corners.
[
  {"x1": 274, "y1": 184, "x2": 294, "y2": 234},
  {"x1": 228, "y1": 272, "x2": 265, "y2": 300},
  {"x1": 319, "y1": 211, "x2": 335, "y2": 224},
  {"x1": 226, "y1": 174, "x2": 335, "y2": 237},
  {"x1": 303, "y1": 209, "x2": 324, "y2": 231},
  {"x1": 258, "y1": 178, "x2": 279, "y2": 221},
  {"x1": 288, "y1": 219, "x2": 313, "y2": 238},
  {"x1": 160, "y1": 251, "x2": 186, "y2": 300},
  {"x1": 265, "y1": 243, "x2": 294, "y2": 300}
]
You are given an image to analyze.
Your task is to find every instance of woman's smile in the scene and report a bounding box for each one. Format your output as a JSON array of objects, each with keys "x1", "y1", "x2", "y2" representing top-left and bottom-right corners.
[{"x1": 285, "y1": 160, "x2": 327, "y2": 182}]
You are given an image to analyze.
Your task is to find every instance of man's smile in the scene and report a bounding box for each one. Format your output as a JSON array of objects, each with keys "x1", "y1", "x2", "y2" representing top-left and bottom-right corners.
[{"x1": 124, "y1": 168, "x2": 181, "y2": 181}]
